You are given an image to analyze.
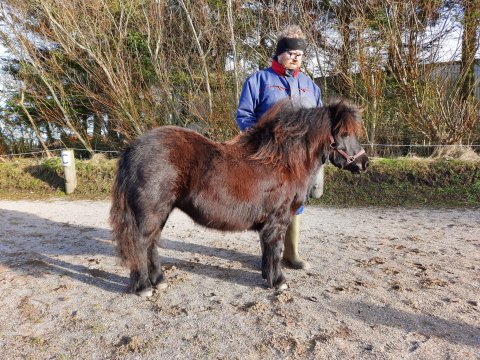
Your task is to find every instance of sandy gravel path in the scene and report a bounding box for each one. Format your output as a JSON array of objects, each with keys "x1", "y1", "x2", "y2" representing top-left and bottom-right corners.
[{"x1": 0, "y1": 200, "x2": 479, "y2": 359}]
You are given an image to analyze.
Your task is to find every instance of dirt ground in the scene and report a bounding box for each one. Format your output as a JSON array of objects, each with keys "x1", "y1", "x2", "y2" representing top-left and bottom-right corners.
[{"x1": 0, "y1": 200, "x2": 478, "y2": 359}]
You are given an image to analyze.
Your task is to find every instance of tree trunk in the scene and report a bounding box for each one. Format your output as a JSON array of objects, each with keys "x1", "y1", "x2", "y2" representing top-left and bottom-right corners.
[
  {"x1": 337, "y1": 4, "x2": 353, "y2": 97},
  {"x1": 93, "y1": 114, "x2": 102, "y2": 148},
  {"x1": 20, "y1": 90, "x2": 53, "y2": 158},
  {"x1": 461, "y1": 0, "x2": 480, "y2": 101},
  {"x1": 226, "y1": 0, "x2": 240, "y2": 104},
  {"x1": 0, "y1": 132, "x2": 8, "y2": 155},
  {"x1": 178, "y1": 0, "x2": 213, "y2": 115}
]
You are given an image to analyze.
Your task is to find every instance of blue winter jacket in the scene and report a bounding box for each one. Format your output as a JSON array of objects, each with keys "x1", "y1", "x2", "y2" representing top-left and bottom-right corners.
[{"x1": 236, "y1": 60, "x2": 322, "y2": 214}]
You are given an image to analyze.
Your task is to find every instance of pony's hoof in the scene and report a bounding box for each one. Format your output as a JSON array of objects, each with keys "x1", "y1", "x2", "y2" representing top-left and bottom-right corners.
[
  {"x1": 277, "y1": 283, "x2": 288, "y2": 291},
  {"x1": 137, "y1": 287, "x2": 154, "y2": 298},
  {"x1": 155, "y1": 282, "x2": 168, "y2": 290}
]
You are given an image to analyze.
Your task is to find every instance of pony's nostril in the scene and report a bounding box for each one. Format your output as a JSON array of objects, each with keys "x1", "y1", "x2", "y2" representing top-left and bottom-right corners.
[{"x1": 365, "y1": 160, "x2": 370, "y2": 169}]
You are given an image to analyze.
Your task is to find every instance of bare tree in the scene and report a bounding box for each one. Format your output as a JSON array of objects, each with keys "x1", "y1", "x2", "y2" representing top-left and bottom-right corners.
[
  {"x1": 1, "y1": 4, "x2": 94, "y2": 153},
  {"x1": 460, "y1": 0, "x2": 480, "y2": 101},
  {"x1": 380, "y1": 0, "x2": 479, "y2": 145},
  {"x1": 0, "y1": 0, "x2": 478, "y2": 155},
  {"x1": 19, "y1": 89, "x2": 52, "y2": 157},
  {"x1": 177, "y1": 0, "x2": 213, "y2": 115},
  {"x1": 227, "y1": 0, "x2": 240, "y2": 103}
]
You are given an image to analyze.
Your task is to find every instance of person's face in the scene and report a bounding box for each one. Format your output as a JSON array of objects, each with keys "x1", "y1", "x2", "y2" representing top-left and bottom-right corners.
[{"x1": 277, "y1": 50, "x2": 304, "y2": 70}]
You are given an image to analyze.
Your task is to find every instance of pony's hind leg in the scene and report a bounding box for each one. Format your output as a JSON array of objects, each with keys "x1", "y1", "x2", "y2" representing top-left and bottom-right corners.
[
  {"x1": 129, "y1": 215, "x2": 166, "y2": 297},
  {"x1": 148, "y1": 241, "x2": 166, "y2": 288},
  {"x1": 146, "y1": 212, "x2": 172, "y2": 291},
  {"x1": 129, "y1": 253, "x2": 153, "y2": 297}
]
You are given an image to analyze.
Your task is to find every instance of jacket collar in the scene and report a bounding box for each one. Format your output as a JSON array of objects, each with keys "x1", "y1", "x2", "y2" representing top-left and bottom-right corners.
[{"x1": 271, "y1": 58, "x2": 300, "y2": 78}]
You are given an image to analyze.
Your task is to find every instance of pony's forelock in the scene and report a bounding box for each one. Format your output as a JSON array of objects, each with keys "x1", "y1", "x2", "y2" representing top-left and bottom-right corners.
[{"x1": 330, "y1": 99, "x2": 364, "y2": 137}]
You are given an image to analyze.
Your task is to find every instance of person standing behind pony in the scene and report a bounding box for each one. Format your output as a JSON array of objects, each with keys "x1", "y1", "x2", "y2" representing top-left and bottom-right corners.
[{"x1": 236, "y1": 25, "x2": 324, "y2": 270}]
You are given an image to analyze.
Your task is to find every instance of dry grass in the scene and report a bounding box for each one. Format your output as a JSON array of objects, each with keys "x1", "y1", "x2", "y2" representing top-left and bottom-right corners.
[{"x1": 430, "y1": 146, "x2": 480, "y2": 161}]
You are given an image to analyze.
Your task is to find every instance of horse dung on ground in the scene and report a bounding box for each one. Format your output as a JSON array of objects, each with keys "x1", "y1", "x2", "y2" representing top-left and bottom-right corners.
[{"x1": 110, "y1": 99, "x2": 369, "y2": 297}]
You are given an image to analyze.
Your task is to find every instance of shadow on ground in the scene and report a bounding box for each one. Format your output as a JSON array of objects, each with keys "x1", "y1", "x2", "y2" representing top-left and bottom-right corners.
[
  {"x1": 24, "y1": 164, "x2": 65, "y2": 192},
  {"x1": 338, "y1": 300, "x2": 480, "y2": 347},
  {"x1": 0, "y1": 209, "x2": 261, "y2": 294}
]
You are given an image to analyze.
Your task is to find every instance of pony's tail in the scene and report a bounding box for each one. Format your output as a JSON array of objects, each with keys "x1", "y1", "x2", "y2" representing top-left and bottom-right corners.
[{"x1": 109, "y1": 153, "x2": 141, "y2": 271}]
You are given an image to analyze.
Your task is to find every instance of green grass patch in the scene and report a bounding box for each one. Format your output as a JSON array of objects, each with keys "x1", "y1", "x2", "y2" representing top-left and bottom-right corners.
[
  {"x1": 0, "y1": 157, "x2": 478, "y2": 207},
  {"x1": 0, "y1": 157, "x2": 116, "y2": 200},
  {"x1": 312, "y1": 157, "x2": 479, "y2": 207}
]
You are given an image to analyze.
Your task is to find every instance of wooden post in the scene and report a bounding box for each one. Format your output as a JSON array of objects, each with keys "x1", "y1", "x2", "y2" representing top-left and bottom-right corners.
[{"x1": 61, "y1": 149, "x2": 77, "y2": 194}]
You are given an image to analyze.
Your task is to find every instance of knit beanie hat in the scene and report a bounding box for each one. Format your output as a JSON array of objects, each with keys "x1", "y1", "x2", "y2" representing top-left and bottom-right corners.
[{"x1": 275, "y1": 37, "x2": 306, "y2": 56}]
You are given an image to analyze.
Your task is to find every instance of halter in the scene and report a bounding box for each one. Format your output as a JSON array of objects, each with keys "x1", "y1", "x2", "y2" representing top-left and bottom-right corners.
[{"x1": 329, "y1": 135, "x2": 365, "y2": 168}]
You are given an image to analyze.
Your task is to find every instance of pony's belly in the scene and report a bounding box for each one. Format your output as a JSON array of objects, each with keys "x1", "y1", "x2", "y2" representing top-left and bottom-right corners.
[
  {"x1": 188, "y1": 212, "x2": 252, "y2": 232},
  {"x1": 176, "y1": 202, "x2": 255, "y2": 232}
]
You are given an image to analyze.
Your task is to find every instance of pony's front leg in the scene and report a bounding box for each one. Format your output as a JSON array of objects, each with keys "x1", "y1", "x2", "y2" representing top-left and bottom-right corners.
[{"x1": 260, "y1": 226, "x2": 287, "y2": 290}]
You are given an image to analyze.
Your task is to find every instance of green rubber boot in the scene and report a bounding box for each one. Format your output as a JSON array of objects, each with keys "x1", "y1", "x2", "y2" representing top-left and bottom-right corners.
[{"x1": 283, "y1": 215, "x2": 310, "y2": 269}]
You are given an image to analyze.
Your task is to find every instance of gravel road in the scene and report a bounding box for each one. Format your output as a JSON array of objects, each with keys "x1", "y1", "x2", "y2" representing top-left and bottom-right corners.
[{"x1": 0, "y1": 200, "x2": 479, "y2": 359}]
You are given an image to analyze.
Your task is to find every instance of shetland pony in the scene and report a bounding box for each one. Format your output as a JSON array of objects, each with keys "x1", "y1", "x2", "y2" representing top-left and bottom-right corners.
[{"x1": 110, "y1": 99, "x2": 369, "y2": 296}]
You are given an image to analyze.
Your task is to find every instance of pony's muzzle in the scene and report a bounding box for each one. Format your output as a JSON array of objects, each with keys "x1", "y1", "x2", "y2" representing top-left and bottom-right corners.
[{"x1": 346, "y1": 154, "x2": 369, "y2": 173}]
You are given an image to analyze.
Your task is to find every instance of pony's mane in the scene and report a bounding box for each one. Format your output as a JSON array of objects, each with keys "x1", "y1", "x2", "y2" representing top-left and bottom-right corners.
[{"x1": 229, "y1": 99, "x2": 362, "y2": 176}]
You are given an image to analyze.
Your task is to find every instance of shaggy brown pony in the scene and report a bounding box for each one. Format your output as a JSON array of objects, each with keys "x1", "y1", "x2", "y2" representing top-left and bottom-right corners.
[{"x1": 110, "y1": 99, "x2": 369, "y2": 296}]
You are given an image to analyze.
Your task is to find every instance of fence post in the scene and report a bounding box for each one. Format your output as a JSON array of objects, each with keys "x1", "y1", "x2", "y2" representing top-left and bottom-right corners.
[{"x1": 61, "y1": 149, "x2": 77, "y2": 194}]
